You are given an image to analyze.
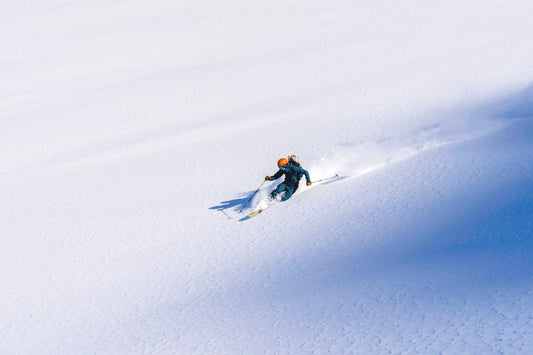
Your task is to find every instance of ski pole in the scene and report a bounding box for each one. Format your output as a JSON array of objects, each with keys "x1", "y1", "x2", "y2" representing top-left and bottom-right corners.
[
  {"x1": 239, "y1": 180, "x2": 266, "y2": 213},
  {"x1": 314, "y1": 174, "x2": 339, "y2": 183}
]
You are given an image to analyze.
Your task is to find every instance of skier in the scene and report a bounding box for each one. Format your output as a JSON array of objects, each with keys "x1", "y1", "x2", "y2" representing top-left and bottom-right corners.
[{"x1": 265, "y1": 157, "x2": 312, "y2": 201}]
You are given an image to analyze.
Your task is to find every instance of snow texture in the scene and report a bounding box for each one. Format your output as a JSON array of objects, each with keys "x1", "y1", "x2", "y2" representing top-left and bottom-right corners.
[{"x1": 2, "y1": 1, "x2": 533, "y2": 353}]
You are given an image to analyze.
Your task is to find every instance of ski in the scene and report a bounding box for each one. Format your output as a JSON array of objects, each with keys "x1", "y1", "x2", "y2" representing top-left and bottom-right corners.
[
  {"x1": 240, "y1": 202, "x2": 274, "y2": 221},
  {"x1": 240, "y1": 208, "x2": 264, "y2": 221}
]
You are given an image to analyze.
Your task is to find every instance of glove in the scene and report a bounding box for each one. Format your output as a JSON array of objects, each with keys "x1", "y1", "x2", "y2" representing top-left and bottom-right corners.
[
  {"x1": 265, "y1": 176, "x2": 271, "y2": 181},
  {"x1": 307, "y1": 181, "x2": 312, "y2": 186}
]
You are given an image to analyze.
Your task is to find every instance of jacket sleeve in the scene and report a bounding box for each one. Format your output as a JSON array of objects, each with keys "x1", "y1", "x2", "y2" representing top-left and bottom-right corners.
[
  {"x1": 297, "y1": 167, "x2": 311, "y2": 183},
  {"x1": 270, "y1": 170, "x2": 284, "y2": 180}
]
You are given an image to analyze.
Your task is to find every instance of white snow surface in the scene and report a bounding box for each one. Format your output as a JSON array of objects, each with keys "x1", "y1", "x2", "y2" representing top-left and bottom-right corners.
[{"x1": 2, "y1": 1, "x2": 533, "y2": 353}]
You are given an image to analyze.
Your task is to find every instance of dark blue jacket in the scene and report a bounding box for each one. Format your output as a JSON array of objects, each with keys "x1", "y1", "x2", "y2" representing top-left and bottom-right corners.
[{"x1": 270, "y1": 163, "x2": 310, "y2": 187}]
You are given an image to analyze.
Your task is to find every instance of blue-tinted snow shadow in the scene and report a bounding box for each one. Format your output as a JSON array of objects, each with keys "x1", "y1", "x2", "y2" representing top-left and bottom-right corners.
[
  {"x1": 485, "y1": 83, "x2": 533, "y2": 120},
  {"x1": 127, "y1": 85, "x2": 533, "y2": 352},
  {"x1": 202, "y1": 116, "x2": 533, "y2": 353},
  {"x1": 200, "y1": 85, "x2": 533, "y2": 326},
  {"x1": 378, "y1": 174, "x2": 533, "y2": 288},
  {"x1": 272, "y1": 86, "x2": 533, "y2": 293},
  {"x1": 213, "y1": 84, "x2": 533, "y2": 295},
  {"x1": 272, "y1": 170, "x2": 533, "y2": 299},
  {"x1": 274, "y1": 85, "x2": 533, "y2": 300}
]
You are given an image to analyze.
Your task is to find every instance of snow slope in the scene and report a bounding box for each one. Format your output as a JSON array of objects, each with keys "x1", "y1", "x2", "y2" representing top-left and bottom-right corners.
[{"x1": 2, "y1": 1, "x2": 533, "y2": 353}]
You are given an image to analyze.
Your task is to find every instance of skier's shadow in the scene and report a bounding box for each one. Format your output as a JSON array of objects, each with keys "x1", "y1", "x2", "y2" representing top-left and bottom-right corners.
[{"x1": 209, "y1": 192, "x2": 251, "y2": 219}]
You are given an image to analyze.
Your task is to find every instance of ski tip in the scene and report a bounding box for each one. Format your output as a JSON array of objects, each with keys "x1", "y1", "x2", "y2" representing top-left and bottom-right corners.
[{"x1": 240, "y1": 214, "x2": 257, "y2": 221}]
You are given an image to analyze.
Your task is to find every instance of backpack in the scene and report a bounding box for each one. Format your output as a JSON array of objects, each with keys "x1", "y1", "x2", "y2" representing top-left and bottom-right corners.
[
  {"x1": 288, "y1": 155, "x2": 304, "y2": 183},
  {"x1": 288, "y1": 154, "x2": 302, "y2": 168}
]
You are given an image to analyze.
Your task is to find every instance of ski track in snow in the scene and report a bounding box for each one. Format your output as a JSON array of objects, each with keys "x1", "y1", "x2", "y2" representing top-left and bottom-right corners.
[{"x1": 2, "y1": 1, "x2": 533, "y2": 353}]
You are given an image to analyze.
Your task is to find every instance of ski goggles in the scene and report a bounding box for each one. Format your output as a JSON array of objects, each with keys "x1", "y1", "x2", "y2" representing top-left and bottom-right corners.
[{"x1": 279, "y1": 164, "x2": 288, "y2": 170}]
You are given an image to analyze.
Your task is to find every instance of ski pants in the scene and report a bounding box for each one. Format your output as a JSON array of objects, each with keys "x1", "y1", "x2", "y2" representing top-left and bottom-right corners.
[{"x1": 271, "y1": 183, "x2": 297, "y2": 201}]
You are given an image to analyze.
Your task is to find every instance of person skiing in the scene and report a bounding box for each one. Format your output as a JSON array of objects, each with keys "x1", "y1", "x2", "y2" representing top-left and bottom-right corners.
[{"x1": 265, "y1": 157, "x2": 312, "y2": 201}]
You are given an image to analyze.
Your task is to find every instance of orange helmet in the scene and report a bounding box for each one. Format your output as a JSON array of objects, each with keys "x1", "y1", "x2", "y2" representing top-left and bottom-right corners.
[{"x1": 277, "y1": 158, "x2": 288, "y2": 167}]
